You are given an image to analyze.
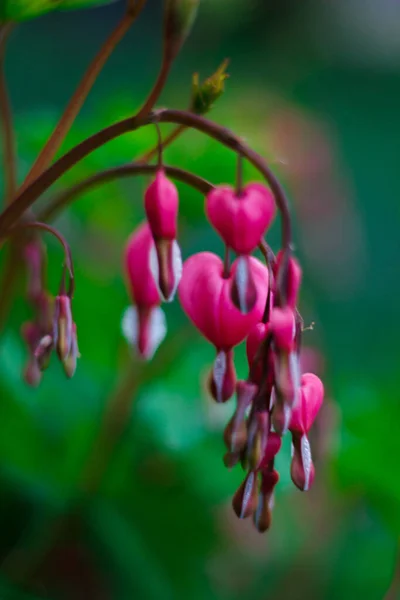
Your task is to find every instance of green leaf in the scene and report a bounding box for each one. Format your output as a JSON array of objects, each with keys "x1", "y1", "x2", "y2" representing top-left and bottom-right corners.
[{"x1": 0, "y1": 0, "x2": 117, "y2": 21}]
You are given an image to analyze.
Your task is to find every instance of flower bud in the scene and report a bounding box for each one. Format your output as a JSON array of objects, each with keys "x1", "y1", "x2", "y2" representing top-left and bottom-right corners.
[
  {"x1": 208, "y1": 349, "x2": 236, "y2": 403},
  {"x1": 290, "y1": 372, "x2": 324, "y2": 434},
  {"x1": 232, "y1": 470, "x2": 259, "y2": 519},
  {"x1": 291, "y1": 433, "x2": 315, "y2": 492},
  {"x1": 53, "y1": 294, "x2": 73, "y2": 362},
  {"x1": 145, "y1": 170, "x2": 179, "y2": 241},
  {"x1": 275, "y1": 251, "x2": 302, "y2": 309},
  {"x1": 253, "y1": 469, "x2": 279, "y2": 533},
  {"x1": 270, "y1": 307, "x2": 296, "y2": 351},
  {"x1": 164, "y1": 0, "x2": 200, "y2": 61},
  {"x1": 62, "y1": 323, "x2": 80, "y2": 379},
  {"x1": 191, "y1": 60, "x2": 229, "y2": 115}
]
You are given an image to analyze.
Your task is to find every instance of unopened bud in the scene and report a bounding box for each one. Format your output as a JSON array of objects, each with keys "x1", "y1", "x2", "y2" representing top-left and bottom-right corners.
[
  {"x1": 191, "y1": 60, "x2": 229, "y2": 115},
  {"x1": 223, "y1": 416, "x2": 247, "y2": 454},
  {"x1": 208, "y1": 349, "x2": 236, "y2": 403},
  {"x1": 253, "y1": 469, "x2": 279, "y2": 532},
  {"x1": 164, "y1": 0, "x2": 200, "y2": 60},
  {"x1": 223, "y1": 451, "x2": 241, "y2": 469},
  {"x1": 291, "y1": 433, "x2": 315, "y2": 491},
  {"x1": 34, "y1": 335, "x2": 53, "y2": 371},
  {"x1": 232, "y1": 471, "x2": 259, "y2": 519},
  {"x1": 62, "y1": 324, "x2": 80, "y2": 379},
  {"x1": 53, "y1": 294, "x2": 73, "y2": 361},
  {"x1": 275, "y1": 251, "x2": 302, "y2": 309},
  {"x1": 23, "y1": 358, "x2": 42, "y2": 388}
]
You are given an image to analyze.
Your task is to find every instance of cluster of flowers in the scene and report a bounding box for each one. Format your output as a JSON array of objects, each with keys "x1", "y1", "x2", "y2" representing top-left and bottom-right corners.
[
  {"x1": 21, "y1": 238, "x2": 79, "y2": 387},
  {"x1": 123, "y1": 165, "x2": 324, "y2": 532}
]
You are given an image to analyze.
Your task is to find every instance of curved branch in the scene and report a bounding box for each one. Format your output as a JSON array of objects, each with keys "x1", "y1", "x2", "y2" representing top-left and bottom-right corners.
[
  {"x1": 37, "y1": 163, "x2": 213, "y2": 223},
  {"x1": 8, "y1": 221, "x2": 74, "y2": 293},
  {"x1": 22, "y1": 5, "x2": 145, "y2": 188},
  {"x1": 0, "y1": 23, "x2": 16, "y2": 204},
  {"x1": 0, "y1": 109, "x2": 292, "y2": 255}
]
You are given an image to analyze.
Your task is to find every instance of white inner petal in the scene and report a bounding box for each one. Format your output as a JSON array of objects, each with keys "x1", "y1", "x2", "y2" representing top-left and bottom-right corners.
[
  {"x1": 268, "y1": 493, "x2": 275, "y2": 511},
  {"x1": 289, "y1": 351, "x2": 301, "y2": 408},
  {"x1": 167, "y1": 240, "x2": 183, "y2": 303},
  {"x1": 121, "y1": 305, "x2": 139, "y2": 347},
  {"x1": 121, "y1": 305, "x2": 167, "y2": 360},
  {"x1": 301, "y1": 434, "x2": 312, "y2": 492},
  {"x1": 282, "y1": 403, "x2": 292, "y2": 435},
  {"x1": 213, "y1": 351, "x2": 227, "y2": 403},
  {"x1": 149, "y1": 243, "x2": 162, "y2": 298},
  {"x1": 235, "y1": 256, "x2": 248, "y2": 313},
  {"x1": 241, "y1": 471, "x2": 255, "y2": 519},
  {"x1": 147, "y1": 306, "x2": 167, "y2": 358}
]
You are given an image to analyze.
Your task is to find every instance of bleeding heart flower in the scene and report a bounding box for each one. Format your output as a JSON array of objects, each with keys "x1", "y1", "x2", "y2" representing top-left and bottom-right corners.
[
  {"x1": 145, "y1": 169, "x2": 182, "y2": 302},
  {"x1": 289, "y1": 372, "x2": 324, "y2": 434},
  {"x1": 274, "y1": 251, "x2": 302, "y2": 309},
  {"x1": 123, "y1": 223, "x2": 167, "y2": 359},
  {"x1": 205, "y1": 182, "x2": 275, "y2": 254},
  {"x1": 179, "y1": 252, "x2": 269, "y2": 350},
  {"x1": 253, "y1": 468, "x2": 279, "y2": 532}
]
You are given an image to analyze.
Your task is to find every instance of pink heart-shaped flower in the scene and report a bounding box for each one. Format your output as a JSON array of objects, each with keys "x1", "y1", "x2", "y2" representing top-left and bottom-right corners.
[
  {"x1": 289, "y1": 372, "x2": 324, "y2": 433},
  {"x1": 178, "y1": 252, "x2": 269, "y2": 350},
  {"x1": 205, "y1": 183, "x2": 275, "y2": 254}
]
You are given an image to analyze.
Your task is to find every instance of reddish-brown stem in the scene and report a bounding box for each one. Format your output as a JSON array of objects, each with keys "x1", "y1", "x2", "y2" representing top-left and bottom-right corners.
[
  {"x1": 0, "y1": 24, "x2": 17, "y2": 204},
  {"x1": 134, "y1": 56, "x2": 172, "y2": 123},
  {"x1": 37, "y1": 163, "x2": 213, "y2": 223},
  {"x1": 8, "y1": 221, "x2": 74, "y2": 293},
  {"x1": 137, "y1": 123, "x2": 186, "y2": 164},
  {"x1": 23, "y1": 6, "x2": 143, "y2": 189},
  {"x1": 0, "y1": 110, "x2": 293, "y2": 255},
  {"x1": 223, "y1": 244, "x2": 231, "y2": 278}
]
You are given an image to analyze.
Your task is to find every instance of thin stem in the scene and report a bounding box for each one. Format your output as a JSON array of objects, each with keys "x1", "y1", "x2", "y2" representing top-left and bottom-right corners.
[
  {"x1": 236, "y1": 153, "x2": 244, "y2": 197},
  {"x1": 0, "y1": 24, "x2": 17, "y2": 204},
  {"x1": 23, "y1": 6, "x2": 142, "y2": 188},
  {"x1": 137, "y1": 123, "x2": 186, "y2": 164},
  {"x1": 0, "y1": 110, "x2": 292, "y2": 256},
  {"x1": 8, "y1": 221, "x2": 74, "y2": 293},
  {"x1": 134, "y1": 56, "x2": 172, "y2": 124},
  {"x1": 154, "y1": 123, "x2": 163, "y2": 169},
  {"x1": 223, "y1": 244, "x2": 230, "y2": 278},
  {"x1": 37, "y1": 163, "x2": 213, "y2": 223}
]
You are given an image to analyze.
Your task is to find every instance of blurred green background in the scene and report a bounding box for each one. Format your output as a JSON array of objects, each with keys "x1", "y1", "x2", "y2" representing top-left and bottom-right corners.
[{"x1": 0, "y1": 0, "x2": 399, "y2": 598}]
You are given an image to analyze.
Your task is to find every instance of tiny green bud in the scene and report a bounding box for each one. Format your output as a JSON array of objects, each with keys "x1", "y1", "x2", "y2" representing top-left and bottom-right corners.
[
  {"x1": 164, "y1": 0, "x2": 200, "y2": 60},
  {"x1": 191, "y1": 60, "x2": 229, "y2": 115}
]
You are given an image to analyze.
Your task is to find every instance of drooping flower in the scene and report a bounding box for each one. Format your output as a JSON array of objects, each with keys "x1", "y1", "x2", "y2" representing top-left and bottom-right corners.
[
  {"x1": 144, "y1": 169, "x2": 182, "y2": 302},
  {"x1": 205, "y1": 182, "x2": 275, "y2": 255},
  {"x1": 289, "y1": 373, "x2": 324, "y2": 491},
  {"x1": 123, "y1": 222, "x2": 167, "y2": 360},
  {"x1": 178, "y1": 251, "x2": 269, "y2": 402}
]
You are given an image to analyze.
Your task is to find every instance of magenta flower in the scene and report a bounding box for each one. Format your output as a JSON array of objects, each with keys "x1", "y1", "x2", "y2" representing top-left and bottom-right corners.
[
  {"x1": 205, "y1": 182, "x2": 275, "y2": 255},
  {"x1": 179, "y1": 251, "x2": 269, "y2": 402},
  {"x1": 145, "y1": 169, "x2": 182, "y2": 302},
  {"x1": 275, "y1": 251, "x2": 302, "y2": 309},
  {"x1": 123, "y1": 223, "x2": 167, "y2": 359},
  {"x1": 289, "y1": 373, "x2": 324, "y2": 491}
]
